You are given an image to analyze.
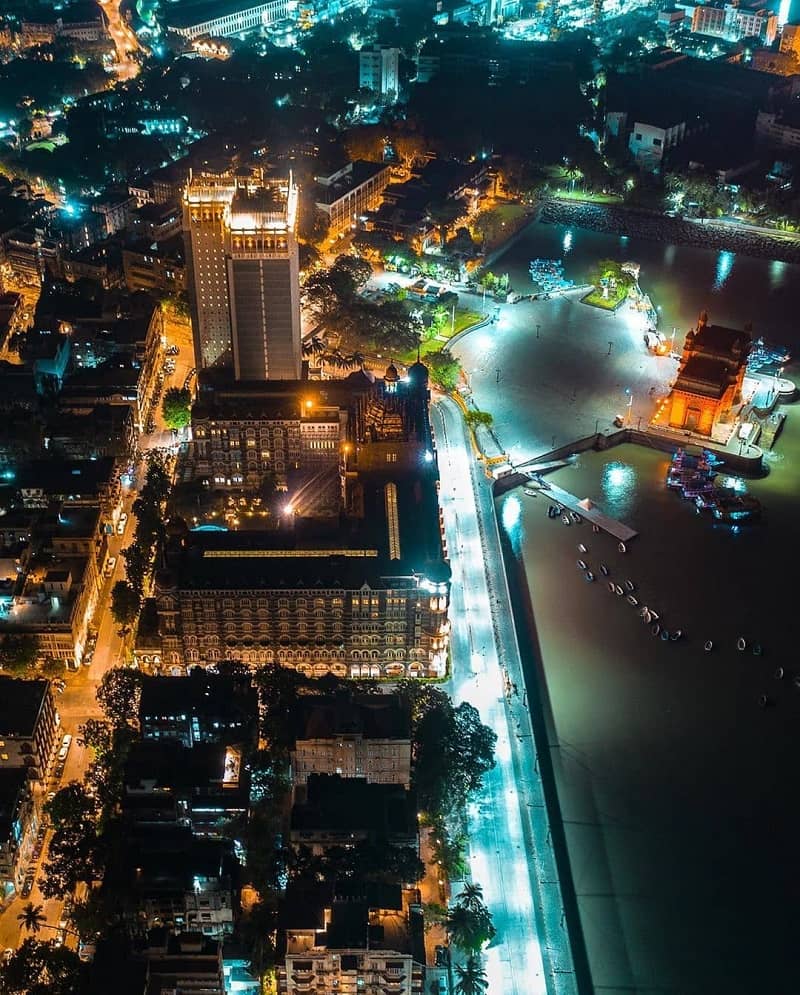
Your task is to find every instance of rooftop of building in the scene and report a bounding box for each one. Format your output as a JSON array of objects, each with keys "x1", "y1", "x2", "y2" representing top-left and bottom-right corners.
[
  {"x1": 165, "y1": 0, "x2": 271, "y2": 28},
  {"x1": 139, "y1": 668, "x2": 257, "y2": 726},
  {"x1": 40, "y1": 503, "x2": 101, "y2": 540},
  {"x1": 124, "y1": 739, "x2": 248, "y2": 796},
  {"x1": 290, "y1": 773, "x2": 417, "y2": 839},
  {"x1": 0, "y1": 678, "x2": 49, "y2": 738},
  {"x1": 15, "y1": 457, "x2": 115, "y2": 494},
  {"x1": 291, "y1": 692, "x2": 411, "y2": 743},
  {"x1": 688, "y1": 319, "x2": 752, "y2": 356},
  {"x1": 314, "y1": 160, "x2": 392, "y2": 206},
  {"x1": 121, "y1": 825, "x2": 237, "y2": 892},
  {"x1": 675, "y1": 356, "x2": 733, "y2": 397}
]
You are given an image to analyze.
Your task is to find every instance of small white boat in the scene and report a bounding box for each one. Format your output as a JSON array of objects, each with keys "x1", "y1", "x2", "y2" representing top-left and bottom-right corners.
[
  {"x1": 660, "y1": 630, "x2": 670, "y2": 642},
  {"x1": 649, "y1": 610, "x2": 660, "y2": 622},
  {"x1": 577, "y1": 543, "x2": 587, "y2": 554},
  {"x1": 704, "y1": 640, "x2": 713, "y2": 652},
  {"x1": 774, "y1": 667, "x2": 784, "y2": 680},
  {"x1": 615, "y1": 584, "x2": 624, "y2": 596},
  {"x1": 600, "y1": 563, "x2": 610, "y2": 576},
  {"x1": 618, "y1": 542, "x2": 627, "y2": 553},
  {"x1": 758, "y1": 694, "x2": 769, "y2": 708},
  {"x1": 625, "y1": 580, "x2": 635, "y2": 592},
  {"x1": 562, "y1": 514, "x2": 571, "y2": 526},
  {"x1": 627, "y1": 595, "x2": 638, "y2": 607},
  {"x1": 752, "y1": 644, "x2": 763, "y2": 657},
  {"x1": 524, "y1": 488, "x2": 539, "y2": 497},
  {"x1": 608, "y1": 581, "x2": 616, "y2": 593},
  {"x1": 737, "y1": 636, "x2": 747, "y2": 652},
  {"x1": 651, "y1": 623, "x2": 661, "y2": 636},
  {"x1": 577, "y1": 559, "x2": 587, "y2": 571},
  {"x1": 794, "y1": 675, "x2": 800, "y2": 690},
  {"x1": 570, "y1": 511, "x2": 582, "y2": 523},
  {"x1": 592, "y1": 524, "x2": 600, "y2": 533},
  {"x1": 585, "y1": 571, "x2": 595, "y2": 582},
  {"x1": 670, "y1": 629, "x2": 682, "y2": 641}
]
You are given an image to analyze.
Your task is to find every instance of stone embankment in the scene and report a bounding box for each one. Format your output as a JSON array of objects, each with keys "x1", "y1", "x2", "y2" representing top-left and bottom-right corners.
[{"x1": 541, "y1": 200, "x2": 800, "y2": 264}]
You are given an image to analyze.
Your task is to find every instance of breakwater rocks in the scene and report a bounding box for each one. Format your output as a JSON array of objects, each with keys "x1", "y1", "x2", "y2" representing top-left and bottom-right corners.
[{"x1": 540, "y1": 199, "x2": 800, "y2": 264}]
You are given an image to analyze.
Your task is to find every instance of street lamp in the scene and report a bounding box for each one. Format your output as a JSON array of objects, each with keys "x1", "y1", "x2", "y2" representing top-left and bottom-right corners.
[{"x1": 342, "y1": 443, "x2": 351, "y2": 473}]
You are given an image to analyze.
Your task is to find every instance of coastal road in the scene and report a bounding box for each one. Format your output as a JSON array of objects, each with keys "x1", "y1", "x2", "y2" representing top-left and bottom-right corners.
[{"x1": 432, "y1": 395, "x2": 579, "y2": 995}]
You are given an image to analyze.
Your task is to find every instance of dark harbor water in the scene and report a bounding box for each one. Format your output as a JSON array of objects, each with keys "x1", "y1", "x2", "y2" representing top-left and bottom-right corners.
[
  {"x1": 498, "y1": 218, "x2": 800, "y2": 348},
  {"x1": 490, "y1": 222, "x2": 800, "y2": 994}
]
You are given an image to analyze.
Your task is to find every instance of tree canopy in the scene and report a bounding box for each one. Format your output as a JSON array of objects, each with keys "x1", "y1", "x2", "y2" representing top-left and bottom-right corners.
[
  {"x1": 161, "y1": 386, "x2": 192, "y2": 431},
  {"x1": 110, "y1": 580, "x2": 140, "y2": 629}
]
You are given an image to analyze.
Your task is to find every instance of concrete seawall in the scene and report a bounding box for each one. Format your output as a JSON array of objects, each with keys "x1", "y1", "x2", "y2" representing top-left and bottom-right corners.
[{"x1": 514, "y1": 427, "x2": 764, "y2": 476}]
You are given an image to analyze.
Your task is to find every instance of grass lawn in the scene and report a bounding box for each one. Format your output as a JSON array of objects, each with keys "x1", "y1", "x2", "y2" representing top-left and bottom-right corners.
[
  {"x1": 399, "y1": 308, "x2": 483, "y2": 363},
  {"x1": 581, "y1": 286, "x2": 628, "y2": 310},
  {"x1": 553, "y1": 189, "x2": 623, "y2": 205}
]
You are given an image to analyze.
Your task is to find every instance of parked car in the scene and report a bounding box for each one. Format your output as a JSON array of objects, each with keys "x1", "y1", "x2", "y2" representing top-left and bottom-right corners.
[
  {"x1": 105, "y1": 556, "x2": 116, "y2": 576},
  {"x1": 21, "y1": 876, "x2": 34, "y2": 898},
  {"x1": 117, "y1": 512, "x2": 128, "y2": 535}
]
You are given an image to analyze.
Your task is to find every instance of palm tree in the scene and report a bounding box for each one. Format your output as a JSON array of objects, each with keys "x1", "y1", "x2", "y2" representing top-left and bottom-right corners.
[
  {"x1": 445, "y1": 905, "x2": 475, "y2": 950},
  {"x1": 17, "y1": 902, "x2": 46, "y2": 934},
  {"x1": 456, "y1": 882, "x2": 484, "y2": 914},
  {"x1": 343, "y1": 351, "x2": 365, "y2": 370},
  {"x1": 454, "y1": 955, "x2": 488, "y2": 995},
  {"x1": 302, "y1": 335, "x2": 326, "y2": 358}
]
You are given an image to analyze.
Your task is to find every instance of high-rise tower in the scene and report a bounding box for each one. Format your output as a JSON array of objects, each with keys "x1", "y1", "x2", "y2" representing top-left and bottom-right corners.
[
  {"x1": 182, "y1": 164, "x2": 236, "y2": 371},
  {"x1": 182, "y1": 166, "x2": 302, "y2": 380},
  {"x1": 225, "y1": 178, "x2": 302, "y2": 381}
]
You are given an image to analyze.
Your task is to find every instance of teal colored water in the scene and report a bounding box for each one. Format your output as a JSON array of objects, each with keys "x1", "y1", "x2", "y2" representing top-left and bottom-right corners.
[{"x1": 499, "y1": 400, "x2": 800, "y2": 994}]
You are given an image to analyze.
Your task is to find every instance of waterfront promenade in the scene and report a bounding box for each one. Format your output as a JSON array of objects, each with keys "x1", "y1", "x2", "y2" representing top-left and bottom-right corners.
[{"x1": 432, "y1": 394, "x2": 586, "y2": 995}]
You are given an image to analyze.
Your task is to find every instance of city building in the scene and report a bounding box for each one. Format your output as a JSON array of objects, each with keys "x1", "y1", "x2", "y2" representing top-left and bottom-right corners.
[
  {"x1": 687, "y1": 2, "x2": 778, "y2": 44},
  {"x1": 314, "y1": 160, "x2": 394, "y2": 238},
  {"x1": 756, "y1": 107, "x2": 800, "y2": 148},
  {"x1": 290, "y1": 692, "x2": 412, "y2": 789},
  {"x1": 165, "y1": 0, "x2": 295, "y2": 41},
  {"x1": 124, "y1": 740, "x2": 250, "y2": 837},
  {"x1": 138, "y1": 670, "x2": 258, "y2": 747},
  {"x1": 0, "y1": 768, "x2": 37, "y2": 901},
  {"x1": 665, "y1": 312, "x2": 752, "y2": 438},
  {"x1": 290, "y1": 773, "x2": 418, "y2": 852},
  {"x1": 123, "y1": 236, "x2": 186, "y2": 295},
  {"x1": 183, "y1": 165, "x2": 302, "y2": 379},
  {"x1": 779, "y1": 20, "x2": 800, "y2": 59},
  {"x1": 0, "y1": 554, "x2": 100, "y2": 666},
  {"x1": 157, "y1": 365, "x2": 450, "y2": 679},
  {"x1": 359, "y1": 46, "x2": 401, "y2": 99},
  {"x1": 186, "y1": 380, "x2": 346, "y2": 489},
  {"x1": 628, "y1": 116, "x2": 689, "y2": 171},
  {"x1": 225, "y1": 179, "x2": 302, "y2": 381},
  {"x1": 0, "y1": 678, "x2": 59, "y2": 780},
  {"x1": 122, "y1": 828, "x2": 238, "y2": 936},
  {"x1": 143, "y1": 931, "x2": 226, "y2": 993},
  {"x1": 277, "y1": 879, "x2": 425, "y2": 995},
  {"x1": 92, "y1": 193, "x2": 136, "y2": 237}
]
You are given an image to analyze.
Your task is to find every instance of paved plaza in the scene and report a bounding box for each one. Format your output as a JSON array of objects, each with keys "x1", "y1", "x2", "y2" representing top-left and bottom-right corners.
[{"x1": 450, "y1": 288, "x2": 678, "y2": 464}]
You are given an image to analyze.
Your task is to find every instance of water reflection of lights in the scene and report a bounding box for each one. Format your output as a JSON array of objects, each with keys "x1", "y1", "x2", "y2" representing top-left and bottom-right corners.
[
  {"x1": 713, "y1": 250, "x2": 735, "y2": 291},
  {"x1": 769, "y1": 259, "x2": 786, "y2": 289},
  {"x1": 502, "y1": 495, "x2": 522, "y2": 531},
  {"x1": 604, "y1": 461, "x2": 635, "y2": 495},
  {"x1": 562, "y1": 229, "x2": 573, "y2": 254}
]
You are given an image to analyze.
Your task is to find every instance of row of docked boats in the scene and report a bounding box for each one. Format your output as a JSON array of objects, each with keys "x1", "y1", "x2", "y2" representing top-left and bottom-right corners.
[{"x1": 666, "y1": 448, "x2": 762, "y2": 523}]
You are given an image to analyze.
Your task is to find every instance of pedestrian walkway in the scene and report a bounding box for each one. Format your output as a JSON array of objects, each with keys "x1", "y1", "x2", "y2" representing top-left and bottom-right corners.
[{"x1": 525, "y1": 477, "x2": 638, "y2": 543}]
